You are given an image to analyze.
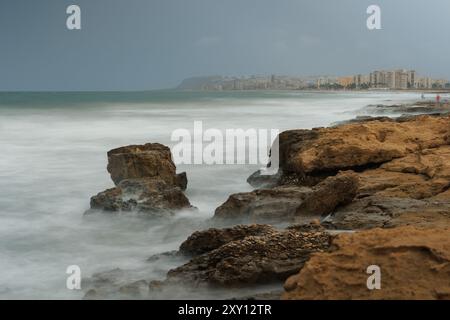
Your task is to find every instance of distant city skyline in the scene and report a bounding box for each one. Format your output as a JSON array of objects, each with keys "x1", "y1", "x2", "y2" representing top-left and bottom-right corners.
[
  {"x1": 178, "y1": 68, "x2": 449, "y2": 91},
  {"x1": 1, "y1": 0, "x2": 450, "y2": 91}
]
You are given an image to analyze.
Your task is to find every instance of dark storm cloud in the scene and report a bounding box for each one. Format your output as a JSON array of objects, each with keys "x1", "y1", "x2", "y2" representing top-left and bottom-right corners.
[{"x1": 0, "y1": 0, "x2": 448, "y2": 90}]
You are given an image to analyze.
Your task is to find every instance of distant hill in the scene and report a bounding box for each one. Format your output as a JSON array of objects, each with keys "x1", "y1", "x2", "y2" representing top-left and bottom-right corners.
[{"x1": 177, "y1": 76, "x2": 225, "y2": 90}]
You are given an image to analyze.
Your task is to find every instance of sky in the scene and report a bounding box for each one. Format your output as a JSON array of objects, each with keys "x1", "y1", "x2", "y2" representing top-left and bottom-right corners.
[{"x1": 0, "y1": 0, "x2": 449, "y2": 91}]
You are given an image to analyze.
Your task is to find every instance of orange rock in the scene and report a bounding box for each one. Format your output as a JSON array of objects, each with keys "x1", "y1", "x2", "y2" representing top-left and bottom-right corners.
[
  {"x1": 107, "y1": 143, "x2": 186, "y2": 189},
  {"x1": 282, "y1": 226, "x2": 450, "y2": 300},
  {"x1": 279, "y1": 115, "x2": 450, "y2": 174}
]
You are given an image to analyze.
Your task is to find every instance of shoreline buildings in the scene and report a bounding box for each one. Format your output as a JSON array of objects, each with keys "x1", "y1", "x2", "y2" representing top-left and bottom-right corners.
[
  {"x1": 178, "y1": 70, "x2": 449, "y2": 91},
  {"x1": 352, "y1": 69, "x2": 447, "y2": 90}
]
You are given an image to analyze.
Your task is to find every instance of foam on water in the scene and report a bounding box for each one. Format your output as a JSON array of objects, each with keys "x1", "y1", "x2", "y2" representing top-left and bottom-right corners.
[{"x1": 0, "y1": 90, "x2": 422, "y2": 299}]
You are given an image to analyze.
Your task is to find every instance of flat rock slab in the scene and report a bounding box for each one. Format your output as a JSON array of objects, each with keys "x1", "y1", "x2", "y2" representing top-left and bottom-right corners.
[{"x1": 283, "y1": 226, "x2": 450, "y2": 300}]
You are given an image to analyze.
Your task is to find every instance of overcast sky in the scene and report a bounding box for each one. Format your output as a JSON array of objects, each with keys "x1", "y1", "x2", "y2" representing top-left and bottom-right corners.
[{"x1": 0, "y1": 0, "x2": 449, "y2": 91}]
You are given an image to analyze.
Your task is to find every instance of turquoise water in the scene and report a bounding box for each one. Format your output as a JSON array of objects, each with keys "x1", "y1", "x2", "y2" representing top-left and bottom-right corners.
[{"x1": 0, "y1": 90, "x2": 423, "y2": 299}]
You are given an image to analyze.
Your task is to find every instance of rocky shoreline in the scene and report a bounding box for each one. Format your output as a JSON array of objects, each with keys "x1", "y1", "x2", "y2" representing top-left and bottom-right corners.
[
  {"x1": 363, "y1": 99, "x2": 450, "y2": 115},
  {"x1": 83, "y1": 102, "x2": 450, "y2": 300}
]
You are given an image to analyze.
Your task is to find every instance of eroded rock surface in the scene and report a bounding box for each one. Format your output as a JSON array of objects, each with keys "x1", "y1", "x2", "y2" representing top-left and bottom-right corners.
[
  {"x1": 179, "y1": 224, "x2": 277, "y2": 256},
  {"x1": 214, "y1": 171, "x2": 359, "y2": 223},
  {"x1": 363, "y1": 100, "x2": 450, "y2": 115},
  {"x1": 295, "y1": 171, "x2": 359, "y2": 217},
  {"x1": 242, "y1": 115, "x2": 450, "y2": 229},
  {"x1": 89, "y1": 178, "x2": 192, "y2": 215},
  {"x1": 325, "y1": 145, "x2": 450, "y2": 230},
  {"x1": 278, "y1": 115, "x2": 450, "y2": 175},
  {"x1": 213, "y1": 186, "x2": 312, "y2": 223},
  {"x1": 107, "y1": 143, "x2": 187, "y2": 190},
  {"x1": 283, "y1": 226, "x2": 450, "y2": 300},
  {"x1": 167, "y1": 224, "x2": 331, "y2": 286},
  {"x1": 87, "y1": 143, "x2": 193, "y2": 216},
  {"x1": 84, "y1": 114, "x2": 450, "y2": 299}
]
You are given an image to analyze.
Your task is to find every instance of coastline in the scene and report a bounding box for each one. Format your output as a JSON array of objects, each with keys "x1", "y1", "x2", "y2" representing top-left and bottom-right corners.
[
  {"x1": 1, "y1": 92, "x2": 449, "y2": 299},
  {"x1": 81, "y1": 100, "x2": 450, "y2": 300}
]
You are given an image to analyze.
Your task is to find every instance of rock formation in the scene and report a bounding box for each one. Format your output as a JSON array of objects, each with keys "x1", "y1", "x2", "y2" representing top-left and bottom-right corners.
[
  {"x1": 214, "y1": 171, "x2": 359, "y2": 223},
  {"x1": 242, "y1": 115, "x2": 450, "y2": 230},
  {"x1": 83, "y1": 113, "x2": 450, "y2": 300},
  {"x1": 283, "y1": 226, "x2": 450, "y2": 300},
  {"x1": 87, "y1": 143, "x2": 193, "y2": 216},
  {"x1": 324, "y1": 144, "x2": 450, "y2": 230},
  {"x1": 363, "y1": 100, "x2": 450, "y2": 116},
  {"x1": 106, "y1": 144, "x2": 187, "y2": 189},
  {"x1": 278, "y1": 115, "x2": 450, "y2": 176},
  {"x1": 179, "y1": 224, "x2": 277, "y2": 256},
  {"x1": 183, "y1": 114, "x2": 450, "y2": 297},
  {"x1": 167, "y1": 223, "x2": 331, "y2": 287}
]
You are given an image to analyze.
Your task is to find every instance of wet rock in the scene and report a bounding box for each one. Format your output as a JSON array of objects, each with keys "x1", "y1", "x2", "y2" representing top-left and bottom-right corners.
[
  {"x1": 331, "y1": 116, "x2": 394, "y2": 126},
  {"x1": 88, "y1": 178, "x2": 193, "y2": 216},
  {"x1": 89, "y1": 187, "x2": 137, "y2": 212},
  {"x1": 175, "y1": 172, "x2": 188, "y2": 191},
  {"x1": 83, "y1": 268, "x2": 152, "y2": 299},
  {"x1": 83, "y1": 289, "x2": 98, "y2": 300},
  {"x1": 179, "y1": 224, "x2": 277, "y2": 256},
  {"x1": 247, "y1": 169, "x2": 282, "y2": 188},
  {"x1": 166, "y1": 225, "x2": 331, "y2": 287},
  {"x1": 118, "y1": 280, "x2": 149, "y2": 297},
  {"x1": 213, "y1": 186, "x2": 312, "y2": 223},
  {"x1": 148, "y1": 280, "x2": 165, "y2": 292},
  {"x1": 82, "y1": 268, "x2": 127, "y2": 299},
  {"x1": 214, "y1": 172, "x2": 358, "y2": 223},
  {"x1": 283, "y1": 226, "x2": 450, "y2": 300},
  {"x1": 322, "y1": 196, "x2": 426, "y2": 230},
  {"x1": 87, "y1": 143, "x2": 193, "y2": 216},
  {"x1": 147, "y1": 250, "x2": 180, "y2": 262},
  {"x1": 107, "y1": 143, "x2": 186, "y2": 189},
  {"x1": 324, "y1": 194, "x2": 450, "y2": 230},
  {"x1": 364, "y1": 101, "x2": 450, "y2": 115},
  {"x1": 243, "y1": 116, "x2": 450, "y2": 229},
  {"x1": 295, "y1": 171, "x2": 359, "y2": 217}
]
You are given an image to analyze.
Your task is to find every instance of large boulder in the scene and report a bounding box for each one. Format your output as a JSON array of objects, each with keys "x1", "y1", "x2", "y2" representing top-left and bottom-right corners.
[
  {"x1": 278, "y1": 115, "x2": 450, "y2": 176},
  {"x1": 89, "y1": 178, "x2": 193, "y2": 216},
  {"x1": 166, "y1": 224, "x2": 331, "y2": 286},
  {"x1": 283, "y1": 226, "x2": 450, "y2": 300},
  {"x1": 213, "y1": 186, "x2": 312, "y2": 223},
  {"x1": 107, "y1": 143, "x2": 187, "y2": 190},
  {"x1": 214, "y1": 171, "x2": 359, "y2": 223},
  {"x1": 295, "y1": 171, "x2": 359, "y2": 217},
  {"x1": 87, "y1": 143, "x2": 193, "y2": 216}
]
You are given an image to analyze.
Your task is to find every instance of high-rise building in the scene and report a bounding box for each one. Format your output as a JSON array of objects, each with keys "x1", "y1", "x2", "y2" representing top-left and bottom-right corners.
[
  {"x1": 385, "y1": 71, "x2": 396, "y2": 89},
  {"x1": 368, "y1": 69, "x2": 422, "y2": 89},
  {"x1": 407, "y1": 71, "x2": 416, "y2": 88},
  {"x1": 353, "y1": 74, "x2": 370, "y2": 88},
  {"x1": 370, "y1": 71, "x2": 387, "y2": 88},
  {"x1": 394, "y1": 69, "x2": 408, "y2": 89}
]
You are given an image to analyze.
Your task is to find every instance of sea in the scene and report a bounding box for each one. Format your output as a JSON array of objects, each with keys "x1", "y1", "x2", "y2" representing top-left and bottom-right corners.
[{"x1": 0, "y1": 90, "x2": 439, "y2": 299}]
